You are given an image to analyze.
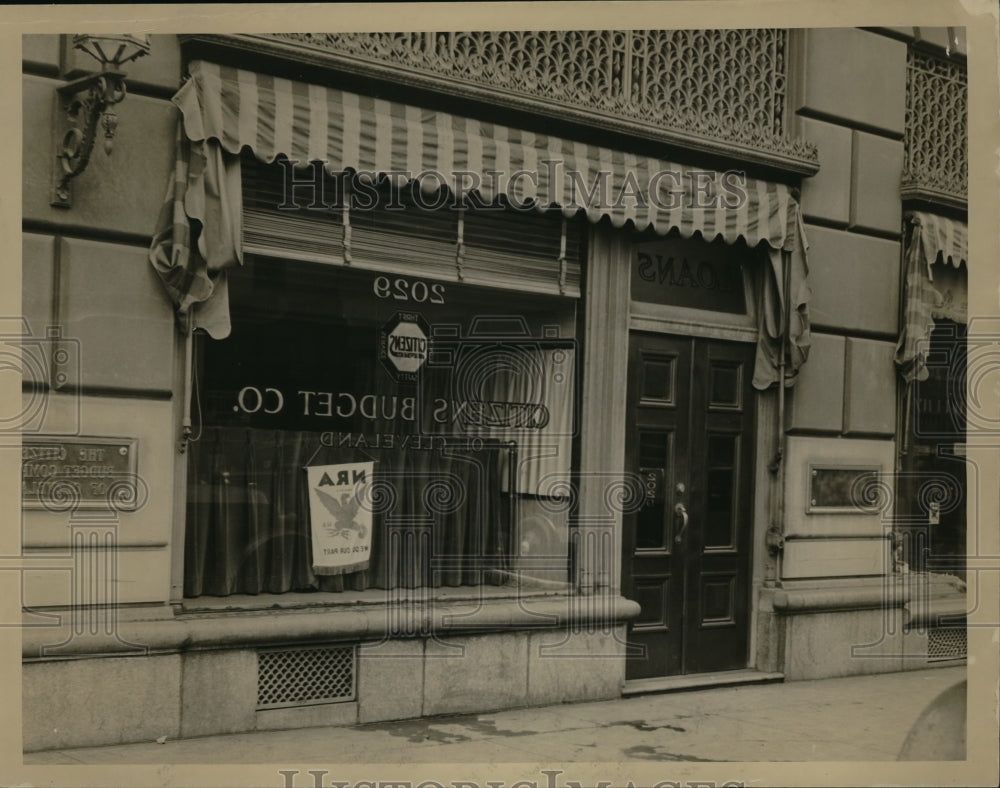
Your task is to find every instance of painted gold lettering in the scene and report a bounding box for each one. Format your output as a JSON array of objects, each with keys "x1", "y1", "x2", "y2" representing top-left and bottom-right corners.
[
  {"x1": 657, "y1": 256, "x2": 675, "y2": 285},
  {"x1": 264, "y1": 387, "x2": 284, "y2": 414},
  {"x1": 451, "y1": 399, "x2": 471, "y2": 424},
  {"x1": 297, "y1": 390, "x2": 315, "y2": 416},
  {"x1": 239, "y1": 386, "x2": 264, "y2": 413},
  {"x1": 336, "y1": 393, "x2": 357, "y2": 418},
  {"x1": 674, "y1": 260, "x2": 698, "y2": 287},
  {"x1": 637, "y1": 253, "x2": 655, "y2": 282},
  {"x1": 696, "y1": 261, "x2": 718, "y2": 290}
]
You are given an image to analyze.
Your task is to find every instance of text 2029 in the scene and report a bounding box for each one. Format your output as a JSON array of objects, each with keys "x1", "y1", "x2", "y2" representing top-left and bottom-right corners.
[{"x1": 373, "y1": 275, "x2": 445, "y2": 304}]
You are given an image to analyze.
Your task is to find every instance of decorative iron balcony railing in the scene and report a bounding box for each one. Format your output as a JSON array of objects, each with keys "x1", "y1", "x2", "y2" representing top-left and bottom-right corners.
[
  {"x1": 902, "y1": 48, "x2": 968, "y2": 211},
  {"x1": 197, "y1": 31, "x2": 818, "y2": 176}
]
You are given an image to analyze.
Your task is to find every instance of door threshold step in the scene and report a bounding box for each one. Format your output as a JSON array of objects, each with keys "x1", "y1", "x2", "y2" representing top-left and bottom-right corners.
[{"x1": 622, "y1": 669, "x2": 784, "y2": 697}]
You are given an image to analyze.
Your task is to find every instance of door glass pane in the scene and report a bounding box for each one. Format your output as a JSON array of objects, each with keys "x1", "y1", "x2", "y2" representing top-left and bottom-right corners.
[
  {"x1": 637, "y1": 430, "x2": 669, "y2": 549},
  {"x1": 709, "y1": 362, "x2": 741, "y2": 407},
  {"x1": 641, "y1": 356, "x2": 674, "y2": 403},
  {"x1": 705, "y1": 434, "x2": 737, "y2": 549}
]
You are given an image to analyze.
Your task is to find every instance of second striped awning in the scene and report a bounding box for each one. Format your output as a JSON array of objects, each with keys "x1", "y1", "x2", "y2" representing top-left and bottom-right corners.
[
  {"x1": 895, "y1": 211, "x2": 969, "y2": 382},
  {"x1": 909, "y1": 210, "x2": 968, "y2": 278}
]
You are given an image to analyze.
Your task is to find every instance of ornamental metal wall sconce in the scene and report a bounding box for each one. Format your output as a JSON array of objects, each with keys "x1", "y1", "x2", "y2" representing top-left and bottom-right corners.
[{"x1": 51, "y1": 34, "x2": 151, "y2": 208}]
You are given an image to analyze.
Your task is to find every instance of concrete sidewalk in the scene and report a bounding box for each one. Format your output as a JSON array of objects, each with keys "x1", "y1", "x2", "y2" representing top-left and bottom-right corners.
[{"x1": 25, "y1": 666, "x2": 965, "y2": 764}]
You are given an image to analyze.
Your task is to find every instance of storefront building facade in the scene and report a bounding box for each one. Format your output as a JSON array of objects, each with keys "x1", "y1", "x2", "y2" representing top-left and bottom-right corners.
[{"x1": 20, "y1": 27, "x2": 968, "y2": 750}]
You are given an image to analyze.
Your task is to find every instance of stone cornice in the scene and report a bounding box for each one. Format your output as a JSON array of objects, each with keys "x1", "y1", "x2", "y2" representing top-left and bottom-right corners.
[{"x1": 22, "y1": 594, "x2": 642, "y2": 659}]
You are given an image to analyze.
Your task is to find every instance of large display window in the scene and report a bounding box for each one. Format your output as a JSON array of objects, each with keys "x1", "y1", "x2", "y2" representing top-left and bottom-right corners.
[{"x1": 183, "y1": 255, "x2": 578, "y2": 597}]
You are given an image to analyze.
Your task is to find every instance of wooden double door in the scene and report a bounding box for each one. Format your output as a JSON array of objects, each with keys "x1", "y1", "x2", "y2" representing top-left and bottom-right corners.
[{"x1": 623, "y1": 333, "x2": 756, "y2": 679}]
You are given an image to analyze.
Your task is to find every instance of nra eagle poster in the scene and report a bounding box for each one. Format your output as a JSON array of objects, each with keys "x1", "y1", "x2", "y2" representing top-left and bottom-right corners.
[{"x1": 305, "y1": 462, "x2": 374, "y2": 575}]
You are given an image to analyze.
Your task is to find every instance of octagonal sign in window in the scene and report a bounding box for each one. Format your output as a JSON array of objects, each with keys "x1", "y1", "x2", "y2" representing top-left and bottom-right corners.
[{"x1": 379, "y1": 311, "x2": 431, "y2": 383}]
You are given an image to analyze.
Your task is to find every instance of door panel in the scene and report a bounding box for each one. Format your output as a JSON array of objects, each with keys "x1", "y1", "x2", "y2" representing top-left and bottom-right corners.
[
  {"x1": 623, "y1": 333, "x2": 755, "y2": 679},
  {"x1": 622, "y1": 335, "x2": 689, "y2": 679}
]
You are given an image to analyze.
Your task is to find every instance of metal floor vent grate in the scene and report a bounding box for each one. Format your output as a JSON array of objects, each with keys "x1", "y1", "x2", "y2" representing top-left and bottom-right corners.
[
  {"x1": 257, "y1": 644, "x2": 356, "y2": 708},
  {"x1": 927, "y1": 627, "x2": 967, "y2": 661}
]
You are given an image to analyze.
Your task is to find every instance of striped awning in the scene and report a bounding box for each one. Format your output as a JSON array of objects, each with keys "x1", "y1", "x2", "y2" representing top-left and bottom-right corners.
[
  {"x1": 895, "y1": 212, "x2": 969, "y2": 382},
  {"x1": 149, "y1": 59, "x2": 811, "y2": 388},
  {"x1": 172, "y1": 59, "x2": 803, "y2": 251}
]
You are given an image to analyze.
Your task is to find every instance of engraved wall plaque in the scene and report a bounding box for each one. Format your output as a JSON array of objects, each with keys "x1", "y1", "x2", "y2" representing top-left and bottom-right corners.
[
  {"x1": 21, "y1": 436, "x2": 139, "y2": 510},
  {"x1": 807, "y1": 465, "x2": 881, "y2": 514}
]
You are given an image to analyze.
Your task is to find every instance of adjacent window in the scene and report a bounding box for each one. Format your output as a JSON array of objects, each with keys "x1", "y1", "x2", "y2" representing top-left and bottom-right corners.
[{"x1": 897, "y1": 319, "x2": 967, "y2": 577}]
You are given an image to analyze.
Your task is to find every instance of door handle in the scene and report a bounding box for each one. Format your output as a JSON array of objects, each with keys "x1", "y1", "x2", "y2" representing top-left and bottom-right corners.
[{"x1": 674, "y1": 502, "x2": 689, "y2": 544}]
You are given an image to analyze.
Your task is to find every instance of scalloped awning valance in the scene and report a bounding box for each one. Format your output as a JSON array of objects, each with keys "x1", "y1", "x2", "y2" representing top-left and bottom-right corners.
[
  {"x1": 909, "y1": 211, "x2": 968, "y2": 275},
  {"x1": 149, "y1": 59, "x2": 810, "y2": 388},
  {"x1": 177, "y1": 60, "x2": 805, "y2": 245}
]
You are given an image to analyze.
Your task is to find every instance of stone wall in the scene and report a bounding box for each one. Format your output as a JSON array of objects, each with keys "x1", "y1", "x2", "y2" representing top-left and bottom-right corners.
[
  {"x1": 23, "y1": 627, "x2": 627, "y2": 751},
  {"x1": 782, "y1": 28, "x2": 908, "y2": 581},
  {"x1": 21, "y1": 35, "x2": 182, "y2": 609}
]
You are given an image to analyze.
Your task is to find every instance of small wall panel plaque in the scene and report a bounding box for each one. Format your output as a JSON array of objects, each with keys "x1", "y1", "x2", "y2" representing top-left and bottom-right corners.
[
  {"x1": 807, "y1": 465, "x2": 880, "y2": 513},
  {"x1": 22, "y1": 436, "x2": 139, "y2": 510}
]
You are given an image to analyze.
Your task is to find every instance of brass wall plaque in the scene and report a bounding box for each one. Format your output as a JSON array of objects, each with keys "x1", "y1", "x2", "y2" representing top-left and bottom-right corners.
[
  {"x1": 22, "y1": 436, "x2": 139, "y2": 510},
  {"x1": 807, "y1": 465, "x2": 881, "y2": 514}
]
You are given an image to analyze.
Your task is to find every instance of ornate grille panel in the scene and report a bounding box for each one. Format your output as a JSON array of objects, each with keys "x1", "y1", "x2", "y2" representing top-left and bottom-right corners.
[
  {"x1": 927, "y1": 626, "x2": 967, "y2": 661},
  {"x1": 257, "y1": 645, "x2": 356, "y2": 708},
  {"x1": 903, "y1": 49, "x2": 968, "y2": 210},
  {"x1": 256, "y1": 30, "x2": 817, "y2": 174}
]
